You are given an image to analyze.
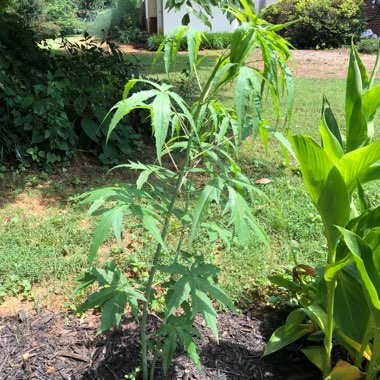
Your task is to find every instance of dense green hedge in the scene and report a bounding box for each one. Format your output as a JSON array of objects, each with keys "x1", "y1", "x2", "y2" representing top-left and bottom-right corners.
[
  {"x1": 146, "y1": 32, "x2": 233, "y2": 51},
  {"x1": 0, "y1": 13, "x2": 148, "y2": 167},
  {"x1": 262, "y1": 0, "x2": 365, "y2": 49}
]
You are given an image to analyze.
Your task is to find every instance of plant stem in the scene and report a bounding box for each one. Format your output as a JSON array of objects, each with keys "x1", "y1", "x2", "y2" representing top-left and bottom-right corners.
[
  {"x1": 140, "y1": 53, "x2": 231, "y2": 380},
  {"x1": 141, "y1": 133, "x2": 194, "y2": 380},
  {"x1": 366, "y1": 324, "x2": 380, "y2": 380},
  {"x1": 323, "y1": 247, "x2": 337, "y2": 379}
]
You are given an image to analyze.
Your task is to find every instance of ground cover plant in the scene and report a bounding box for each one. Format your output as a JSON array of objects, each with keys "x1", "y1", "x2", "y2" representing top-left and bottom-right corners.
[
  {"x1": 74, "y1": 1, "x2": 296, "y2": 378},
  {"x1": 265, "y1": 44, "x2": 380, "y2": 379}
]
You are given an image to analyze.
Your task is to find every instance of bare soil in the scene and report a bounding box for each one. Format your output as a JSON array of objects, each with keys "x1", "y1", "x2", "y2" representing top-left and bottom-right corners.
[{"x1": 0, "y1": 306, "x2": 320, "y2": 380}]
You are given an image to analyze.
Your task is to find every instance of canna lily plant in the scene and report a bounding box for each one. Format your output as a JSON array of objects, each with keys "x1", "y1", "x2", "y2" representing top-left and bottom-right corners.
[
  {"x1": 265, "y1": 43, "x2": 380, "y2": 380},
  {"x1": 75, "y1": 1, "x2": 294, "y2": 379}
]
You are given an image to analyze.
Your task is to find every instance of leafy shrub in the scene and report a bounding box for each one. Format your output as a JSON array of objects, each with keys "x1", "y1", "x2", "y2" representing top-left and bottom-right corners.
[
  {"x1": 45, "y1": 0, "x2": 83, "y2": 35},
  {"x1": 0, "y1": 14, "x2": 146, "y2": 167},
  {"x1": 262, "y1": 0, "x2": 365, "y2": 48},
  {"x1": 147, "y1": 31, "x2": 233, "y2": 51},
  {"x1": 89, "y1": 0, "x2": 142, "y2": 40},
  {"x1": 13, "y1": 0, "x2": 44, "y2": 25},
  {"x1": 115, "y1": 25, "x2": 148, "y2": 44},
  {"x1": 33, "y1": 20, "x2": 61, "y2": 40},
  {"x1": 357, "y1": 37, "x2": 380, "y2": 53}
]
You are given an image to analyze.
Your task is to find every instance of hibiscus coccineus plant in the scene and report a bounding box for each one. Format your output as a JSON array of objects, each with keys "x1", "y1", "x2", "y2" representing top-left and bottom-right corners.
[
  {"x1": 75, "y1": 1, "x2": 294, "y2": 379},
  {"x1": 265, "y1": 43, "x2": 380, "y2": 380}
]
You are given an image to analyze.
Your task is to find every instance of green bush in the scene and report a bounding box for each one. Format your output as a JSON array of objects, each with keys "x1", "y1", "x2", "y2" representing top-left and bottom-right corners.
[
  {"x1": 45, "y1": 0, "x2": 83, "y2": 35},
  {"x1": 357, "y1": 38, "x2": 380, "y2": 54},
  {"x1": 146, "y1": 32, "x2": 233, "y2": 51},
  {"x1": 14, "y1": 0, "x2": 44, "y2": 25},
  {"x1": 262, "y1": 0, "x2": 365, "y2": 48},
  {"x1": 0, "y1": 14, "x2": 147, "y2": 167}
]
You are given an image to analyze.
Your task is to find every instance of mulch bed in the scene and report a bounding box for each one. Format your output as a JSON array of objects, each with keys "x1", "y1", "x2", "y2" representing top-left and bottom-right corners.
[{"x1": 0, "y1": 305, "x2": 320, "y2": 379}]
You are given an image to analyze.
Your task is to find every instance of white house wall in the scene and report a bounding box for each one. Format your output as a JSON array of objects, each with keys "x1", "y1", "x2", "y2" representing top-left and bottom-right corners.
[
  {"x1": 161, "y1": 6, "x2": 238, "y2": 35},
  {"x1": 156, "y1": 0, "x2": 278, "y2": 35}
]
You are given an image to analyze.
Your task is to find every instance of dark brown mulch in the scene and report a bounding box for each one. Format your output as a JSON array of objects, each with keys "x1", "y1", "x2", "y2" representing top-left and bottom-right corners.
[{"x1": 0, "y1": 306, "x2": 320, "y2": 380}]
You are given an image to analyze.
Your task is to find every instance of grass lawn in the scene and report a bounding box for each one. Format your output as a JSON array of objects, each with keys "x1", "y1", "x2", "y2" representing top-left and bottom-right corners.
[{"x1": 1, "y1": 50, "x2": 379, "y2": 314}]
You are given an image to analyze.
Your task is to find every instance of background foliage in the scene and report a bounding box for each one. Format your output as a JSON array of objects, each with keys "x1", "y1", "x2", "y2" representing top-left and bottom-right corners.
[
  {"x1": 0, "y1": 14, "x2": 146, "y2": 166},
  {"x1": 262, "y1": 0, "x2": 365, "y2": 49}
]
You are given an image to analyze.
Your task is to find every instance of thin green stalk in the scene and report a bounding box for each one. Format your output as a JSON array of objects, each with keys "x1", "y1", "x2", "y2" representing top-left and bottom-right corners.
[
  {"x1": 366, "y1": 324, "x2": 380, "y2": 380},
  {"x1": 323, "y1": 247, "x2": 337, "y2": 379},
  {"x1": 141, "y1": 134, "x2": 194, "y2": 380},
  {"x1": 141, "y1": 51, "x2": 235, "y2": 380}
]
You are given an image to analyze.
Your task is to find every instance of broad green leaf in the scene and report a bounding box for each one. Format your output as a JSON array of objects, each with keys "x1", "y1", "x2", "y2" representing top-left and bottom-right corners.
[
  {"x1": 357, "y1": 180, "x2": 372, "y2": 213},
  {"x1": 151, "y1": 91, "x2": 171, "y2": 164},
  {"x1": 290, "y1": 135, "x2": 334, "y2": 204},
  {"x1": 81, "y1": 117, "x2": 99, "y2": 143},
  {"x1": 322, "y1": 96, "x2": 342, "y2": 147},
  {"x1": 89, "y1": 205, "x2": 129, "y2": 264},
  {"x1": 325, "y1": 360, "x2": 364, "y2": 380},
  {"x1": 301, "y1": 346, "x2": 325, "y2": 372},
  {"x1": 336, "y1": 139, "x2": 380, "y2": 193},
  {"x1": 334, "y1": 265, "x2": 370, "y2": 344},
  {"x1": 264, "y1": 308, "x2": 313, "y2": 356},
  {"x1": 337, "y1": 227, "x2": 380, "y2": 312},
  {"x1": 361, "y1": 84, "x2": 380, "y2": 139},
  {"x1": 317, "y1": 166, "x2": 350, "y2": 248},
  {"x1": 319, "y1": 120, "x2": 344, "y2": 163},
  {"x1": 345, "y1": 43, "x2": 370, "y2": 152},
  {"x1": 224, "y1": 186, "x2": 267, "y2": 246},
  {"x1": 365, "y1": 227, "x2": 380, "y2": 273},
  {"x1": 230, "y1": 23, "x2": 256, "y2": 65},
  {"x1": 189, "y1": 177, "x2": 224, "y2": 247}
]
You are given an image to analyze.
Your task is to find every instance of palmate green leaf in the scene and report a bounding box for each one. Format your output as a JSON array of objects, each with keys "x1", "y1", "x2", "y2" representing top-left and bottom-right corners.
[
  {"x1": 129, "y1": 204, "x2": 166, "y2": 249},
  {"x1": 189, "y1": 177, "x2": 224, "y2": 247},
  {"x1": 76, "y1": 263, "x2": 146, "y2": 334},
  {"x1": 223, "y1": 186, "x2": 267, "y2": 246},
  {"x1": 89, "y1": 205, "x2": 129, "y2": 264},
  {"x1": 230, "y1": 23, "x2": 256, "y2": 66},
  {"x1": 151, "y1": 91, "x2": 171, "y2": 164},
  {"x1": 162, "y1": 257, "x2": 233, "y2": 341},
  {"x1": 159, "y1": 315, "x2": 201, "y2": 374}
]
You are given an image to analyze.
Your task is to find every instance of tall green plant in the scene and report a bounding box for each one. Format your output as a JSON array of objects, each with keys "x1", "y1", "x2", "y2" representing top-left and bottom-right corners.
[
  {"x1": 76, "y1": 1, "x2": 294, "y2": 379},
  {"x1": 265, "y1": 43, "x2": 380, "y2": 379}
]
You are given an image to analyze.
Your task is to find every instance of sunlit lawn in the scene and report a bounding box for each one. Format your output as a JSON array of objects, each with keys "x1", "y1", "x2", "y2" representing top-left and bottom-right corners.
[{"x1": 1, "y1": 47, "x2": 379, "y2": 313}]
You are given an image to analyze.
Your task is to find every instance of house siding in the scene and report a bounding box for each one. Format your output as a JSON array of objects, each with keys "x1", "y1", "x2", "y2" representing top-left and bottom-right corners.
[{"x1": 364, "y1": 0, "x2": 380, "y2": 35}]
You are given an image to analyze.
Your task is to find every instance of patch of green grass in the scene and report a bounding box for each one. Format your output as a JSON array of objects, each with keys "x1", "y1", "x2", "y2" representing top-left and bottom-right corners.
[{"x1": 3, "y1": 52, "x2": 378, "y2": 311}]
